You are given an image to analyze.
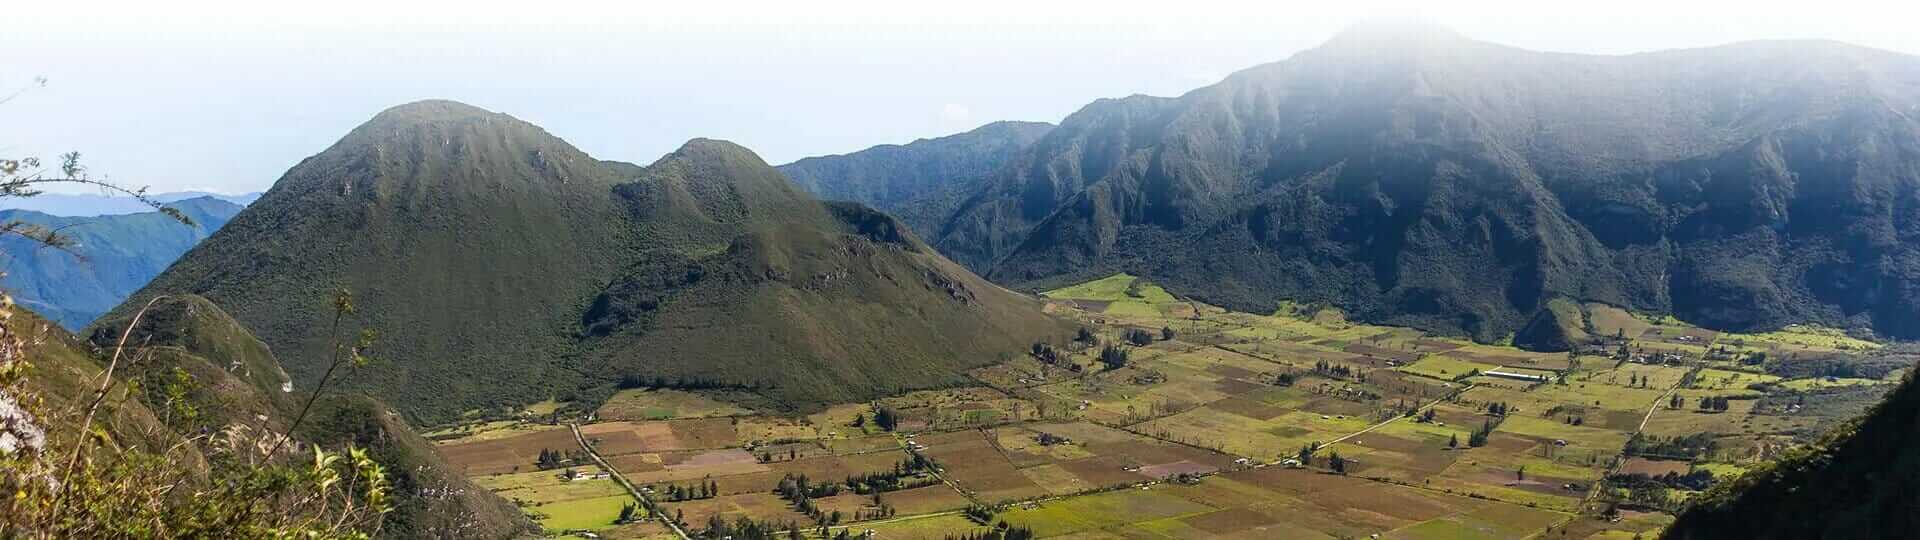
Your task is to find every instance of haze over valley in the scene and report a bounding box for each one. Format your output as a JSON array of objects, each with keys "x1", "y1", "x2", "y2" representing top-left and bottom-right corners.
[{"x1": 4, "y1": 9, "x2": 1918, "y2": 540}]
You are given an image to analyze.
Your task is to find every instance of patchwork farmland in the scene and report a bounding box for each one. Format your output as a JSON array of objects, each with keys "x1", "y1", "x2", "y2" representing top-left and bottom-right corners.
[{"x1": 429, "y1": 273, "x2": 1898, "y2": 539}]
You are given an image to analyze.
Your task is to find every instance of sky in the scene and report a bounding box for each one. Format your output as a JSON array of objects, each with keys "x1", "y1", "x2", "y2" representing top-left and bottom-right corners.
[{"x1": 4, "y1": 0, "x2": 1916, "y2": 195}]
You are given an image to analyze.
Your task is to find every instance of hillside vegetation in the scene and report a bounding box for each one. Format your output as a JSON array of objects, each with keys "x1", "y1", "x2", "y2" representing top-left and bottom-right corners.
[
  {"x1": 6, "y1": 296, "x2": 532, "y2": 538},
  {"x1": 818, "y1": 23, "x2": 1920, "y2": 345},
  {"x1": 107, "y1": 101, "x2": 1067, "y2": 424},
  {"x1": 1665, "y1": 351, "x2": 1920, "y2": 538}
]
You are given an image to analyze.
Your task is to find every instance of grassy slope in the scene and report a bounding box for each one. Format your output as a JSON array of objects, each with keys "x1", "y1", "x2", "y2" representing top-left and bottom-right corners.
[
  {"x1": 105, "y1": 100, "x2": 638, "y2": 423},
  {"x1": 106, "y1": 101, "x2": 1068, "y2": 424},
  {"x1": 580, "y1": 140, "x2": 1071, "y2": 410}
]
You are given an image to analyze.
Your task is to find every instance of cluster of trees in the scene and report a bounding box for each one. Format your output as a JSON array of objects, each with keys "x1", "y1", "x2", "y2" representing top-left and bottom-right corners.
[
  {"x1": 1609, "y1": 469, "x2": 1717, "y2": 492},
  {"x1": 1697, "y1": 396, "x2": 1733, "y2": 412},
  {"x1": 695, "y1": 514, "x2": 805, "y2": 540},
  {"x1": 873, "y1": 406, "x2": 901, "y2": 431},
  {"x1": 1625, "y1": 433, "x2": 1717, "y2": 459},
  {"x1": 1626, "y1": 373, "x2": 1654, "y2": 388},
  {"x1": 1030, "y1": 341, "x2": 1083, "y2": 373},
  {"x1": 1485, "y1": 401, "x2": 1513, "y2": 416},
  {"x1": 616, "y1": 373, "x2": 754, "y2": 391},
  {"x1": 1270, "y1": 372, "x2": 1297, "y2": 386},
  {"x1": 1031, "y1": 342, "x2": 1061, "y2": 362},
  {"x1": 615, "y1": 502, "x2": 646, "y2": 524},
  {"x1": 757, "y1": 446, "x2": 803, "y2": 463},
  {"x1": 1295, "y1": 441, "x2": 1322, "y2": 466},
  {"x1": 1122, "y1": 328, "x2": 1155, "y2": 346},
  {"x1": 1099, "y1": 345, "x2": 1130, "y2": 370},
  {"x1": 842, "y1": 454, "x2": 939, "y2": 495},
  {"x1": 1467, "y1": 418, "x2": 1500, "y2": 448},
  {"x1": 535, "y1": 447, "x2": 587, "y2": 470},
  {"x1": 1412, "y1": 408, "x2": 1437, "y2": 423},
  {"x1": 775, "y1": 473, "x2": 848, "y2": 526},
  {"x1": 665, "y1": 477, "x2": 722, "y2": 501},
  {"x1": 963, "y1": 504, "x2": 997, "y2": 524},
  {"x1": 942, "y1": 521, "x2": 1036, "y2": 540},
  {"x1": 1327, "y1": 452, "x2": 1349, "y2": 474},
  {"x1": 1311, "y1": 360, "x2": 1354, "y2": 379}
]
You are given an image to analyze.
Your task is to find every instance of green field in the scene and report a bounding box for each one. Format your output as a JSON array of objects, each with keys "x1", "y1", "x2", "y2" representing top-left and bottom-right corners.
[
  {"x1": 535, "y1": 494, "x2": 633, "y2": 531},
  {"x1": 1401, "y1": 356, "x2": 1501, "y2": 381},
  {"x1": 418, "y1": 272, "x2": 1898, "y2": 539}
]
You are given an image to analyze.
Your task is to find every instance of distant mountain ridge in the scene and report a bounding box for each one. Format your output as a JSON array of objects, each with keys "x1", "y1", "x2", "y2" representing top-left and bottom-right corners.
[
  {"x1": 0, "y1": 196, "x2": 244, "y2": 330},
  {"x1": 794, "y1": 24, "x2": 1920, "y2": 344},
  {"x1": 0, "y1": 190, "x2": 261, "y2": 216},
  {"x1": 777, "y1": 120, "x2": 1052, "y2": 236},
  {"x1": 106, "y1": 100, "x2": 1067, "y2": 424}
]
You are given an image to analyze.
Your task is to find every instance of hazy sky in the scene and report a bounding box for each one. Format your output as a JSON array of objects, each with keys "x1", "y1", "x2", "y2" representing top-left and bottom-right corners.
[{"x1": 5, "y1": 0, "x2": 1915, "y2": 195}]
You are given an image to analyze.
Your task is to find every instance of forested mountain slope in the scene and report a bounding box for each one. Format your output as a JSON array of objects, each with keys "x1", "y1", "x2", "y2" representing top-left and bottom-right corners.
[
  {"x1": 889, "y1": 24, "x2": 1920, "y2": 344},
  {"x1": 777, "y1": 120, "x2": 1051, "y2": 235}
]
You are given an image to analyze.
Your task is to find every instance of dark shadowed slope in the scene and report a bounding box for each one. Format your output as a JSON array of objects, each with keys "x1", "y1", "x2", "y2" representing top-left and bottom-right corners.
[
  {"x1": 0, "y1": 196, "x2": 243, "y2": 330},
  {"x1": 777, "y1": 121, "x2": 1052, "y2": 235},
  {"x1": 920, "y1": 23, "x2": 1920, "y2": 344},
  {"x1": 107, "y1": 101, "x2": 1068, "y2": 424},
  {"x1": 1664, "y1": 353, "x2": 1920, "y2": 539}
]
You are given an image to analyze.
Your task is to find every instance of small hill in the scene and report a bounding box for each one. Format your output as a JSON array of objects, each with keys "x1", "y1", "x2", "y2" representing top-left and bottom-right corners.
[
  {"x1": 778, "y1": 121, "x2": 1052, "y2": 236},
  {"x1": 107, "y1": 101, "x2": 1068, "y2": 424},
  {"x1": 0, "y1": 196, "x2": 244, "y2": 329},
  {"x1": 582, "y1": 139, "x2": 1069, "y2": 407},
  {"x1": 1664, "y1": 353, "x2": 1920, "y2": 538}
]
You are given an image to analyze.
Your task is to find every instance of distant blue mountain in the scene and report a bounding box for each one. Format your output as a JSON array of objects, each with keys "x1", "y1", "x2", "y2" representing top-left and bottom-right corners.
[
  {"x1": 0, "y1": 191, "x2": 261, "y2": 216},
  {"x1": 0, "y1": 196, "x2": 246, "y2": 330}
]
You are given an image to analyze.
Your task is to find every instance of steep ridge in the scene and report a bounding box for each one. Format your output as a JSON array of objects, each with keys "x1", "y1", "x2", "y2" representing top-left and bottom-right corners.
[
  {"x1": 909, "y1": 24, "x2": 1920, "y2": 343},
  {"x1": 0, "y1": 196, "x2": 244, "y2": 330},
  {"x1": 777, "y1": 120, "x2": 1052, "y2": 235},
  {"x1": 107, "y1": 101, "x2": 1067, "y2": 424}
]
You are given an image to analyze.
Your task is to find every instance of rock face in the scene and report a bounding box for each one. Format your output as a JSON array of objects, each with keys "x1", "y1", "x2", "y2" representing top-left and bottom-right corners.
[
  {"x1": 778, "y1": 120, "x2": 1053, "y2": 236},
  {"x1": 879, "y1": 23, "x2": 1920, "y2": 344},
  {"x1": 107, "y1": 100, "x2": 1066, "y2": 424}
]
